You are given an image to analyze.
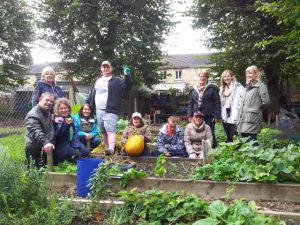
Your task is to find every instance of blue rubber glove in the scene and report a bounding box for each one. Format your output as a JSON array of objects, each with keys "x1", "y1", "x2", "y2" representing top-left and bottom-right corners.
[{"x1": 122, "y1": 65, "x2": 131, "y2": 76}]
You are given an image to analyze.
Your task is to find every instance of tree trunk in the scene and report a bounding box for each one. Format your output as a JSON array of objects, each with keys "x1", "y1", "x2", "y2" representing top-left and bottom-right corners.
[{"x1": 264, "y1": 63, "x2": 280, "y2": 116}]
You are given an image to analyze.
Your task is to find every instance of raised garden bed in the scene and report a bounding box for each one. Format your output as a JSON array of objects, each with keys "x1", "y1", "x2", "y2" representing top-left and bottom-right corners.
[
  {"x1": 47, "y1": 172, "x2": 300, "y2": 224},
  {"x1": 47, "y1": 172, "x2": 300, "y2": 204}
]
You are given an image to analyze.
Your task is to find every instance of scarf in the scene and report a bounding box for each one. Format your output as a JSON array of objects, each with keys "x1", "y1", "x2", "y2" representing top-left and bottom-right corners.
[
  {"x1": 197, "y1": 84, "x2": 206, "y2": 107},
  {"x1": 166, "y1": 124, "x2": 174, "y2": 137},
  {"x1": 221, "y1": 82, "x2": 234, "y2": 108}
]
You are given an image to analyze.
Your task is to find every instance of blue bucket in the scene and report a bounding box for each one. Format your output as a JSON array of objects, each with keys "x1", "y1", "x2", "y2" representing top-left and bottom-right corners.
[{"x1": 77, "y1": 158, "x2": 104, "y2": 197}]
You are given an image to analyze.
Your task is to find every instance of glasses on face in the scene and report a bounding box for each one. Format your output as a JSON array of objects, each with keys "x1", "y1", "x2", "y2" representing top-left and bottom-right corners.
[{"x1": 102, "y1": 65, "x2": 110, "y2": 68}]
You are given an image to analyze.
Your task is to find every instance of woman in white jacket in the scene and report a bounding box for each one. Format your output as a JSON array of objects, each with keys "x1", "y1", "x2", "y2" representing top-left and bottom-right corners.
[{"x1": 219, "y1": 70, "x2": 245, "y2": 142}]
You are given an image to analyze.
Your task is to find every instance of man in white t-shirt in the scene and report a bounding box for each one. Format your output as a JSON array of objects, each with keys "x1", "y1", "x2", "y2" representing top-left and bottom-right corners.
[{"x1": 87, "y1": 60, "x2": 132, "y2": 155}]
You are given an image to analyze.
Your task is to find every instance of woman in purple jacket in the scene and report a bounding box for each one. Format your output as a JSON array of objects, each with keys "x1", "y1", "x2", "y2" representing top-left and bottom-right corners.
[{"x1": 32, "y1": 66, "x2": 64, "y2": 107}]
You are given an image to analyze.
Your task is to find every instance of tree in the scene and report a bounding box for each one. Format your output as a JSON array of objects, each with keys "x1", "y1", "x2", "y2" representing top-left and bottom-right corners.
[
  {"x1": 0, "y1": 0, "x2": 34, "y2": 91},
  {"x1": 41, "y1": 0, "x2": 174, "y2": 87},
  {"x1": 189, "y1": 0, "x2": 299, "y2": 114},
  {"x1": 258, "y1": 0, "x2": 300, "y2": 63}
]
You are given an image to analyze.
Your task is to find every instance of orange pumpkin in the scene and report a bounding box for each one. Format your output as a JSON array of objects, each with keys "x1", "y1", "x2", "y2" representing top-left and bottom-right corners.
[{"x1": 124, "y1": 135, "x2": 145, "y2": 156}]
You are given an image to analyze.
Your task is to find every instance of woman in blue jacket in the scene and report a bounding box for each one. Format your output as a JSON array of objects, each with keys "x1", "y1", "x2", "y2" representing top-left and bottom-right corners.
[
  {"x1": 53, "y1": 98, "x2": 89, "y2": 165},
  {"x1": 32, "y1": 66, "x2": 64, "y2": 107},
  {"x1": 73, "y1": 104, "x2": 101, "y2": 149}
]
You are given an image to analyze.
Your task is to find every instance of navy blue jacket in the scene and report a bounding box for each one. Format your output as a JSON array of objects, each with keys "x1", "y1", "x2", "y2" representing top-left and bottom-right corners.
[
  {"x1": 32, "y1": 80, "x2": 64, "y2": 107},
  {"x1": 187, "y1": 84, "x2": 221, "y2": 119},
  {"x1": 86, "y1": 75, "x2": 132, "y2": 115},
  {"x1": 53, "y1": 116, "x2": 81, "y2": 165}
]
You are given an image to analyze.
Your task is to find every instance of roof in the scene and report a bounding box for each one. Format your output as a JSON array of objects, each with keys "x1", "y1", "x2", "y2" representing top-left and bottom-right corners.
[
  {"x1": 29, "y1": 63, "x2": 51, "y2": 74},
  {"x1": 162, "y1": 54, "x2": 212, "y2": 69}
]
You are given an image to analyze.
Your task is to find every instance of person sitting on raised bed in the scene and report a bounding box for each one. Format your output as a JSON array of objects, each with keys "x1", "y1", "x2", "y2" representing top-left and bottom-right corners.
[
  {"x1": 184, "y1": 111, "x2": 213, "y2": 159},
  {"x1": 152, "y1": 116, "x2": 187, "y2": 157},
  {"x1": 53, "y1": 97, "x2": 89, "y2": 165},
  {"x1": 121, "y1": 112, "x2": 151, "y2": 156},
  {"x1": 73, "y1": 103, "x2": 101, "y2": 150}
]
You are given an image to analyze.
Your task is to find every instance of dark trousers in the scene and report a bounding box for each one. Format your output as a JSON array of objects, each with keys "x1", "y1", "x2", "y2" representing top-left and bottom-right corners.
[
  {"x1": 204, "y1": 116, "x2": 217, "y2": 148},
  {"x1": 222, "y1": 122, "x2": 237, "y2": 142},
  {"x1": 241, "y1": 133, "x2": 258, "y2": 146},
  {"x1": 25, "y1": 147, "x2": 46, "y2": 169}
]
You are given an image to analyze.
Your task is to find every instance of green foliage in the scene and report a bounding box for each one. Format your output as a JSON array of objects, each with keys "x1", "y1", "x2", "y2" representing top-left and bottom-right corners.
[
  {"x1": 191, "y1": 138, "x2": 300, "y2": 183},
  {"x1": 119, "y1": 190, "x2": 282, "y2": 225},
  {"x1": 0, "y1": 0, "x2": 34, "y2": 91},
  {"x1": 189, "y1": 0, "x2": 299, "y2": 113},
  {"x1": 0, "y1": 147, "x2": 76, "y2": 224},
  {"x1": 71, "y1": 103, "x2": 81, "y2": 116},
  {"x1": 116, "y1": 118, "x2": 129, "y2": 134},
  {"x1": 257, "y1": 0, "x2": 300, "y2": 63},
  {"x1": 53, "y1": 161, "x2": 77, "y2": 173},
  {"x1": 215, "y1": 122, "x2": 227, "y2": 144},
  {"x1": 257, "y1": 127, "x2": 284, "y2": 148},
  {"x1": 154, "y1": 154, "x2": 167, "y2": 178},
  {"x1": 0, "y1": 132, "x2": 25, "y2": 163},
  {"x1": 120, "y1": 168, "x2": 148, "y2": 188},
  {"x1": 88, "y1": 162, "x2": 112, "y2": 200},
  {"x1": 193, "y1": 199, "x2": 282, "y2": 225},
  {"x1": 120, "y1": 189, "x2": 209, "y2": 224},
  {"x1": 41, "y1": 0, "x2": 175, "y2": 88},
  {"x1": 178, "y1": 118, "x2": 188, "y2": 128}
]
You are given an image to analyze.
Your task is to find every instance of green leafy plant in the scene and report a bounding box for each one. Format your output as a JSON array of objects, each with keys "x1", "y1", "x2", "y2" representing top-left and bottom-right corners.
[
  {"x1": 118, "y1": 189, "x2": 283, "y2": 225},
  {"x1": 116, "y1": 118, "x2": 129, "y2": 134},
  {"x1": 0, "y1": 147, "x2": 76, "y2": 224},
  {"x1": 71, "y1": 103, "x2": 81, "y2": 116},
  {"x1": 191, "y1": 137, "x2": 300, "y2": 183},
  {"x1": 88, "y1": 162, "x2": 112, "y2": 200},
  {"x1": 120, "y1": 168, "x2": 148, "y2": 188},
  {"x1": 53, "y1": 161, "x2": 77, "y2": 173},
  {"x1": 154, "y1": 154, "x2": 167, "y2": 178}
]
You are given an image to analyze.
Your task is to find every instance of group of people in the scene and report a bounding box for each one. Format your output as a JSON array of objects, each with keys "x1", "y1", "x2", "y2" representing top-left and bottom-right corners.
[
  {"x1": 25, "y1": 61, "x2": 131, "y2": 168},
  {"x1": 25, "y1": 60, "x2": 270, "y2": 168},
  {"x1": 122, "y1": 65, "x2": 270, "y2": 158}
]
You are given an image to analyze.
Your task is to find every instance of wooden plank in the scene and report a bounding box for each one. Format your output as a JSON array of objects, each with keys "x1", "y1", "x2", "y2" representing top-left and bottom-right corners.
[
  {"x1": 90, "y1": 155, "x2": 203, "y2": 164},
  {"x1": 109, "y1": 178, "x2": 300, "y2": 203},
  {"x1": 47, "y1": 173, "x2": 300, "y2": 203}
]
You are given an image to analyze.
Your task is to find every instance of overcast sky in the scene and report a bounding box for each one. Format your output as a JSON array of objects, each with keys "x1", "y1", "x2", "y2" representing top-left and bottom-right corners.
[
  {"x1": 31, "y1": 0, "x2": 209, "y2": 63},
  {"x1": 161, "y1": 0, "x2": 210, "y2": 55}
]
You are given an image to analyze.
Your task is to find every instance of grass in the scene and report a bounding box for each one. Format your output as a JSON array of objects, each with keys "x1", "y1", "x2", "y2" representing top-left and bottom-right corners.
[
  {"x1": 0, "y1": 127, "x2": 24, "y2": 133},
  {"x1": 0, "y1": 133, "x2": 25, "y2": 162}
]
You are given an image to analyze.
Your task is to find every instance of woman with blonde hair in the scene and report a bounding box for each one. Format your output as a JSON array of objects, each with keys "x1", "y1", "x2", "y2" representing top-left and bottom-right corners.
[
  {"x1": 53, "y1": 97, "x2": 89, "y2": 165},
  {"x1": 219, "y1": 70, "x2": 245, "y2": 142},
  {"x1": 237, "y1": 65, "x2": 270, "y2": 144},
  {"x1": 32, "y1": 66, "x2": 64, "y2": 107}
]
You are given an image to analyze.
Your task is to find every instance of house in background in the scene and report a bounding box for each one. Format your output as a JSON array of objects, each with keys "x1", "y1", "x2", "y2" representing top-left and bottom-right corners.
[{"x1": 153, "y1": 54, "x2": 213, "y2": 93}]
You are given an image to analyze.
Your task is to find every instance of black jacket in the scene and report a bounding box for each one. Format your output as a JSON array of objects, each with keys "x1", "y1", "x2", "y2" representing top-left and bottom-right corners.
[
  {"x1": 25, "y1": 105, "x2": 55, "y2": 150},
  {"x1": 87, "y1": 75, "x2": 132, "y2": 115},
  {"x1": 187, "y1": 84, "x2": 221, "y2": 119}
]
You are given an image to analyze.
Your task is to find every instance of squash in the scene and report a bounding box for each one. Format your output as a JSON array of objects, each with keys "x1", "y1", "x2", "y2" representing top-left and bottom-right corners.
[{"x1": 124, "y1": 135, "x2": 145, "y2": 156}]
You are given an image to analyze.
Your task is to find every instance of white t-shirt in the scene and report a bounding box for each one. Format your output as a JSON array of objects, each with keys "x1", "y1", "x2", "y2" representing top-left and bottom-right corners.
[{"x1": 95, "y1": 76, "x2": 111, "y2": 110}]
